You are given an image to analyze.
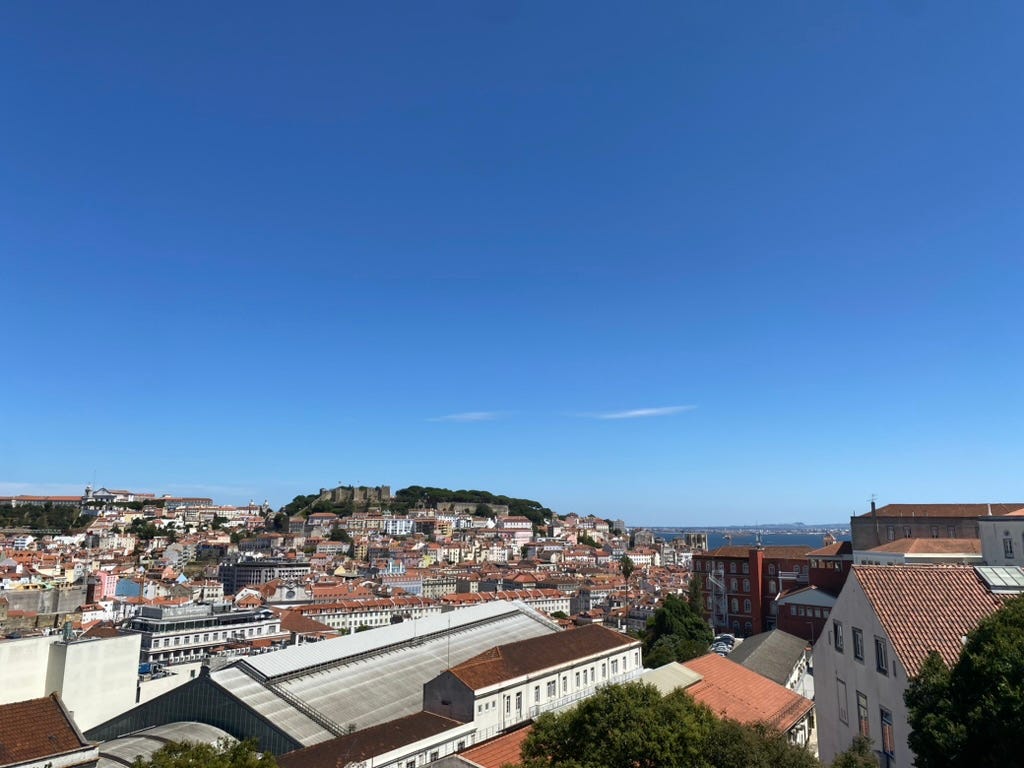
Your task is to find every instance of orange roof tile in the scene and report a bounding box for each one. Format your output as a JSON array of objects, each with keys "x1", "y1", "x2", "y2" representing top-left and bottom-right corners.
[
  {"x1": 0, "y1": 694, "x2": 90, "y2": 764},
  {"x1": 449, "y1": 624, "x2": 638, "y2": 690},
  {"x1": 682, "y1": 654, "x2": 813, "y2": 732},
  {"x1": 866, "y1": 538, "x2": 981, "y2": 555},
  {"x1": 858, "y1": 503, "x2": 1024, "y2": 519},
  {"x1": 460, "y1": 726, "x2": 532, "y2": 768},
  {"x1": 853, "y1": 565, "x2": 1005, "y2": 675}
]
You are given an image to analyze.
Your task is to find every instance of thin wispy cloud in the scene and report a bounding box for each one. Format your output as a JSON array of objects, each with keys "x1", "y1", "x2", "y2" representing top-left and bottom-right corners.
[
  {"x1": 428, "y1": 411, "x2": 502, "y2": 423},
  {"x1": 589, "y1": 405, "x2": 697, "y2": 420}
]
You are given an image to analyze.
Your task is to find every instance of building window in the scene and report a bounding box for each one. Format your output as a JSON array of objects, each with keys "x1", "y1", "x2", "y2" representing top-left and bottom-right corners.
[
  {"x1": 534, "y1": 686, "x2": 540, "y2": 703},
  {"x1": 930, "y1": 526, "x2": 939, "y2": 538},
  {"x1": 875, "y1": 636, "x2": 889, "y2": 675},
  {"x1": 1004, "y1": 537, "x2": 1015, "y2": 559},
  {"x1": 886, "y1": 526, "x2": 895, "y2": 541},
  {"x1": 731, "y1": 598, "x2": 739, "y2": 613},
  {"x1": 903, "y1": 526, "x2": 912, "y2": 538},
  {"x1": 611, "y1": 659, "x2": 618, "y2": 674},
  {"x1": 833, "y1": 620, "x2": 844, "y2": 652},
  {"x1": 881, "y1": 707, "x2": 895, "y2": 756},
  {"x1": 852, "y1": 628, "x2": 864, "y2": 661},
  {"x1": 515, "y1": 692, "x2": 522, "y2": 712},
  {"x1": 505, "y1": 695, "x2": 510, "y2": 713},
  {"x1": 790, "y1": 605, "x2": 797, "y2": 616},
  {"x1": 743, "y1": 599, "x2": 751, "y2": 613},
  {"x1": 575, "y1": 672, "x2": 580, "y2": 686},
  {"x1": 769, "y1": 580, "x2": 777, "y2": 594},
  {"x1": 742, "y1": 562, "x2": 749, "y2": 574},
  {"x1": 768, "y1": 564, "x2": 776, "y2": 576},
  {"x1": 730, "y1": 578, "x2": 738, "y2": 592},
  {"x1": 730, "y1": 562, "x2": 737, "y2": 574},
  {"x1": 947, "y1": 526, "x2": 957, "y2": 537},
  {"x1": 744, "y1": 621, "x2": 752, "y2": 634},
  {"x1": 742, "y1": 578, "x2": 750, "y2": 593},
  {"x1": 857, "y1": 692, "x2": 870, "y2": 736},
  {"x1": 430, "y1": 751, "x2": 439, "y2": 761}
]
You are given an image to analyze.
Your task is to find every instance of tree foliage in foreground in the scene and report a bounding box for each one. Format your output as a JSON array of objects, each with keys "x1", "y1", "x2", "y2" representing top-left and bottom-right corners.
[
  {"x1": 513, "y1": 682, "x2": 817, "y2": 768},
  {"x1": 131, "y1": 738, "x2": 277, "y2": 768},
  {"x1": 905, "y1": 595, "x2": 1024, "y2": 768},
  {"x1": 643, "y1": 594, "x2": 714, "y2": 667}
]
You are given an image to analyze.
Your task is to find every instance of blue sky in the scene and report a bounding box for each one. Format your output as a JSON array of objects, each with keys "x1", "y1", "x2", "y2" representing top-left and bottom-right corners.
[{"x1": 2, "y1": 3, "x2": 1022, "y2": 525}]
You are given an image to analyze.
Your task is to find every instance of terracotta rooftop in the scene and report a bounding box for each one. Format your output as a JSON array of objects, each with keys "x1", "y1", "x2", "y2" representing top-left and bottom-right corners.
[
  {"x1": 698, "y1": 545, "x2": 813, "y2": 559},
  {"x1": 449, "y1": 624, "x2": 638, "y2": 690},
  {"x1": 807, "y1": 541, "x2": 853, "y2": 557},
  {"x1": 854, "y1": 565, "x2": 1005, "y2": 676},
  {"x1": 865, "y1": 538, "x2": 982, "y2": 555},
  {"x1": 682, "y1": 653, "x2": 813, "y2": 733},
  {"x1": 857, "y1": 503, "x2": 1024, "y2": 519},
  {"x1": 0, "y1": 694, "x2": 92, "y2": 765},
  {"x1": 276, "y1": 711, "x2": 464, "y2": 768},
  {"x1": 459, "y1": 726, "x2": 532, "y2": 768}
]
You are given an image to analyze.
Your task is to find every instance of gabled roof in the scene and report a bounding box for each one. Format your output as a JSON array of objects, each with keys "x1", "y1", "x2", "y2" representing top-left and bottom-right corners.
[
  {"x1": 698, "y1": 545, "x2": 813, "y2": 559},
  {"x1": 807, "y1": 541, "x2": 852, "y2": 557},
  {"x1": 459, "y1": 725, "x2": 532, "y2": 768},
  {"x1": 865, "y1": 538, "x2": 981, "y2": 555},
  {"x1": 276, "y1": 711, "x2": 465, "y2": 768},
  {"x1": 858, "y1": 503, "x2": 1024, "y2": 519},
  {"x1": 727, "y1": 629, "x2": 809, "y2": 685},
  {"x1": 681, "y1": 654, "x2": 813, "y2": 733},
  {"x1": 854, "y1": 565, "x2": 1005, "y2": 676},
  {"x1": 449, "y1": 624, "x2": 638, "y2": 690},
  {"x1": 0, "y1": 693, "x2": 93, "y2": 766}
]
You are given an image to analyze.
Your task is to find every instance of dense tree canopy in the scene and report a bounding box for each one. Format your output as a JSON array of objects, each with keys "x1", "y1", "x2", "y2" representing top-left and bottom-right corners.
[
  {"x1": 130, "y1": 738, "x2": 277, "y2": 768},
  {"x1": 643, "y1": 594, "x2": 714, "y2": 667},
  {"x1": 905, "y1": 595, "x2": 1024, "y2": 768},
  {"x1": 393, "y1": 486, "x2": 553, "y2": 528},
  {"x1": 514, "y1": 682, "x2": 817, "y2": 768}
]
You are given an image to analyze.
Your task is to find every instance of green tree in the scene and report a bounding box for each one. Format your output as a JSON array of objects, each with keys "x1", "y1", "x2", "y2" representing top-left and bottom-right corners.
[
  {"x1": 620, "y1": 555, "x2": 636, "y2": 580},
  {"x1": 643, "y1": 594, "x2": 714, "y2": 667},
  {"x1": 131, "y1": 738, "x2": 277, "y2": 767},
  {"x1": 515, "y1": 681, "x2": 815, "y2": 768},
  {"x1": 905, "y1": 595, "x2": 1024, "y2": 768},
  {"x1": 328, "y1": 526, "x2": 351, "y2": 542},
  {"x1": 578, "y1": 533, "x2": 599, "y2": 548},
  {"x1": 829, "y1": 736, "x2": 879, "y2": 768},
  {"x1": 518, "y1": 683, "x2": 714, "y2": 768}
]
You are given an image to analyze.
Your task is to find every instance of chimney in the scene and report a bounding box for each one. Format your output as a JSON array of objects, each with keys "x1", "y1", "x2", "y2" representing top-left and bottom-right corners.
[{"x1": 871, "y1": 500, "x2": 876, "y2": 514}]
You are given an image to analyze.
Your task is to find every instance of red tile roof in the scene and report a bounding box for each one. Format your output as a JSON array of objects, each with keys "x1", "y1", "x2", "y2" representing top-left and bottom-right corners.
[
  {"x1": 698, "y1": 545, "x2": 813, "y2": 559},
  {"x1": 866, "y1": 538, "x2": 981, "y2": 555},
  {"x1": 0, "y1": 694, "x2": 91, "y2": 765},
  {"x1": 276, "y1": 711, "x2": 464, "y2": 768},
  {"x1": 460, "y1": 726, "x2": 532, "y2": 768},
  {"x1": 807, "y1": 541, "x2": 852, "y2": 557},
  {"x1": 858, "y1": 503, "x2": 1024, "y2": 519},
  {"x1": 854, "y1": 565, "x2": 1007, "y2": 676},
  {"x1": 450, "y1": 624, "x2": 638, "y2": 690},
  {"x1": 682, "y1": 653, "x2": 813, "y2": 733}
]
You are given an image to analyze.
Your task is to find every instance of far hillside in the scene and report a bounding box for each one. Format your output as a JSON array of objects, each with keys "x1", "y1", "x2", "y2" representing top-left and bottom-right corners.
[{"x1": 278, "y1": 485, "x2": 555, "y2": 529}]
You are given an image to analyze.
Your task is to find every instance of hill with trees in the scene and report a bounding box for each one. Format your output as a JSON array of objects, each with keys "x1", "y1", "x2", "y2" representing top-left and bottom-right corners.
[{"x1": 278, "y1": 485, "x2": 555, "y2": 529}]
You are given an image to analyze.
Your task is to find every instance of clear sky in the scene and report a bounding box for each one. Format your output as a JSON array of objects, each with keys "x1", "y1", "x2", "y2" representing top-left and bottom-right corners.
[{"x1": 2, "y1": 3, "x2": 1022, "y2": 526}]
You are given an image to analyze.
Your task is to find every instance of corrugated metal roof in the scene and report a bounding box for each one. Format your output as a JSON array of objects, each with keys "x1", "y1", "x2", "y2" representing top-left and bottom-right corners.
[{"x1": 209, "y1": 602, "x2": 561, "y2": 745}]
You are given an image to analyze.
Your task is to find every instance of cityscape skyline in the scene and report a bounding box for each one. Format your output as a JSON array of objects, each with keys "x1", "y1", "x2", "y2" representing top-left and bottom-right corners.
[{"x1": 4, "y1": 4, "x2": 1023, "y2": 526}]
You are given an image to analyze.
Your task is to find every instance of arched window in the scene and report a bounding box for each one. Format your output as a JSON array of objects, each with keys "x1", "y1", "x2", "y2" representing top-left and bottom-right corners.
[
  {"x1": 768, "y1": 564, "x2": 776, "y2": 576},
  {"x1": 743, "y1": 599, "x2": 751, "y2": 613},
  {"x1": 742, "y1": 578, "x2": 750, "y2": 593},
  {"x1": 769, "y1": 580, "x2": 777, "y2": 594},
  {"x1": 730, "y1": 598, "x2": 739, "y2": 613},
  {"x1": 730, "y1": 578, "x2": 738, "y2": 591},
  {"x1": 730, "y1": 562, "x2": 737, "y2": 574},
  {"x1": 744, "y1": 621, "x2": 753, "y2": 635}
]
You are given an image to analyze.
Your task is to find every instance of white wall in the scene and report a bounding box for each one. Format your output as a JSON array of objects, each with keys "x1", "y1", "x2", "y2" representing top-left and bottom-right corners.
[
  {"x1": 0, "y1": 635, "x2": 54, "y2": 703},
  {"x1": 813, "y1": 574, "x2": 911, "y2": 766},
  {"x1": 47, "y1": 632, "x2": 142, "y2": 730}
]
